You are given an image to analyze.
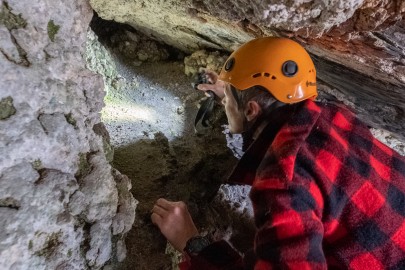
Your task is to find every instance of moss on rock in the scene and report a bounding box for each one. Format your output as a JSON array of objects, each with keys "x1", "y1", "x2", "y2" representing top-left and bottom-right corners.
[
  {"x1": 75, "y1": 153, "x2": 92, "y2": 179},
  {"x1": 0, "y1": 2, "x2": 27, "y2": 30},
  {"x1": 34, "y1": 232, "x2": 62, "y2": 258},
  {"x1": 0, "y1": 96, "x2": 16, "y2": 120},
  {"x1": 65, "y1": 113, "x2": 77, "y2": 128},
  {"x1": 31, "y1": 159, "x2": 42, "y2": 170},
  {"x1": 47, "y1": 20, "x2": 60, "y2": 42}
]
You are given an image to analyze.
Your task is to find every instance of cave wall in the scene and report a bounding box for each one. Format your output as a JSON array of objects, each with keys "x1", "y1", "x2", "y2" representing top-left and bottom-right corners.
[
  {"x1": 90, "y1": 0, "x2": 405, "y2": 140},
  {"x1": 0, "y1": 0, "x2": 136, "y2": 269}
]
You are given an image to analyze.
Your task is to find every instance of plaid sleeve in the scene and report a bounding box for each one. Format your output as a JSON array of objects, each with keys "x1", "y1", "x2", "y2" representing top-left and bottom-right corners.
[{"x1": 250, "y1": 181, "x2": 327, "y2": 269}]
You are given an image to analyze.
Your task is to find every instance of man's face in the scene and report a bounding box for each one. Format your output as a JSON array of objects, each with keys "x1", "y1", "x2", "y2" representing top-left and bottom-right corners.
[{"x1": 222, "y1": 84, "x2": 245, "y2": 134}]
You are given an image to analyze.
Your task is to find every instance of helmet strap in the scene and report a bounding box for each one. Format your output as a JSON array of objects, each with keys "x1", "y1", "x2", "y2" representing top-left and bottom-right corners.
[
  {"x1": 230, "y1": 85, "x2": 242, "y2": 109},
  {"x1": 241, "y1": 100, "x2": 285, "y2": 151}
]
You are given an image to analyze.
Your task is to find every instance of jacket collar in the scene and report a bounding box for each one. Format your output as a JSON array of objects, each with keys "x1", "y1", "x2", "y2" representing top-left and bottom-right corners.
[{"x1": 227, "y1": 100, "x2": 321, "y2": 186}]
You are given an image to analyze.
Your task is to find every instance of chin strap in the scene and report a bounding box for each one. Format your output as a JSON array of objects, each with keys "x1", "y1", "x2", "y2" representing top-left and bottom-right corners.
[{"x1": 241, "y1": 100, "x2": 285, "y2": 151}]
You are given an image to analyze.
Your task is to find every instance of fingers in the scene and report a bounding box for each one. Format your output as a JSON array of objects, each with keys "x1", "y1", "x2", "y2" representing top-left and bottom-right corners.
[
  {"x1": 199, "y1": 69, "x2": 217, "y2": 77},
  {"x1": 156, "y1": 198, "x2": 173, "y2": 210},
  {"x1": 223, "y1": 86, "x2": 238, "y2": 109},
  {"x1": 197, "y1": 82, "x2": 226, "y2": 99},
  {"x1": 152, "y1": 204, "x2": 167, "y2": 217},
  {"x1": 151, "y1": 212, "x2": 162, "y2": 226},
  {"x1": 204, "y1": 71, "x2": 218, "y2": 84},
  {"x1": 197, "y1": 84, "x2": 213, "y2": 91},
  {"x1": 223, "y1": 84, "x2": 231, "y2": 97}
]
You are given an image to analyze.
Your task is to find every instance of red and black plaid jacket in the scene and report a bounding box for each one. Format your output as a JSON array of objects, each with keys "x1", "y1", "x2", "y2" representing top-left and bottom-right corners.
[{"x1": 184, "y1": 100, "x2": 405, "y2": 270}]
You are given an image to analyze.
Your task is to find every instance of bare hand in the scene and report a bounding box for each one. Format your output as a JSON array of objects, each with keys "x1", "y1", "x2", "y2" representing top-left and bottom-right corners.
[
  {"x1": 196, "y1": 70, "x2": 226, "y2": 99},
  {"x1": 151, "y1": 198, "x2": 199, "y2": 251}
]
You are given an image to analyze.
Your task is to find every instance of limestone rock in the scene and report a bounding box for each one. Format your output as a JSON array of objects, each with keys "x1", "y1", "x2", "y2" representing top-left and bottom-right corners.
[
  {"x1": 89, "y1": 16, "x2": 170, "y2": 66},
  {"x1": 184, "y1": 50, "x2": 228, "y2": 77},
  {"x1": 0, "y1": 0, "x2": 136, "y2": 269},
  {"x1": 85, "y1": 29, "x2": 119, "y2": 95},
  {"x1": 89, "y1": 0, "x2": 255, "y2": 53},
  {"x1": 112, "y1": 169, "x2": 138, "y2": 236}
]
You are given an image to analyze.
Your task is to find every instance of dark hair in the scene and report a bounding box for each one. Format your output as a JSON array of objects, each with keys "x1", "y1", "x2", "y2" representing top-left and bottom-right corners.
[{"x1": 231, "y1": 85, "x2": 276, "y2": 111}]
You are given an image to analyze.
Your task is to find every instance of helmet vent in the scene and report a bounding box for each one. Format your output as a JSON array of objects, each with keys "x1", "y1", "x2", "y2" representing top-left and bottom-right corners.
[
  {"x1": 252, "y1": 73, "x2": 261, "y2": 78},
  {"x1": 264, "y1": 73, "x2": 270, "y2": 77},
  {"x1": 271, "y1": 76, "x2": 276, "y2": 80}
]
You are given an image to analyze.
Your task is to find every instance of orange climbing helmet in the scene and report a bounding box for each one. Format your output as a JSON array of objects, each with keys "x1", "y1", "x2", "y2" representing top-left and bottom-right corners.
[{"x1": 218, "y1": 37, "x2": 317, "y2": 104}]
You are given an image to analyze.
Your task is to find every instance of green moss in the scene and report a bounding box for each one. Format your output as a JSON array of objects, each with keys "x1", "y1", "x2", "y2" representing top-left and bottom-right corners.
[
  {"x1": 0, "y1": 2, "x2": 27, "y2": 30},
  {"x1": 103, "y1": 139, "x2": 114, "y2": 163},
  {"x1": 75, "y1": 153, "x2": 91, "y2": 179},
  {"x1": 28, "y1": 240, "x2": 33, "y2": 250},
  {"x1": 65, "y1": 113, "x2": 77, "y2": 127},
  {"x1": 34, "y1": 232, "x2": 62, "y2": 258},
  {"x1": 31, "y1": 159, "x2": 42, "y2": 170},
  {"x1": 47, "y1": 20, "x2": 60, "y2": 42},
  {"x1": 67, "y1": 249, "x2": 72, "y2": 258},
  {"x1": 0, "y1": 96, "x2": 16, "y2": 120}
]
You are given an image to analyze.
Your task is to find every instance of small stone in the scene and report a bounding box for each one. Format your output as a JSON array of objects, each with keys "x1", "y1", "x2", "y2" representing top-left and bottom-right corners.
[{"x1": 137, "y1": 51, "x2": 148, "y2": 61}]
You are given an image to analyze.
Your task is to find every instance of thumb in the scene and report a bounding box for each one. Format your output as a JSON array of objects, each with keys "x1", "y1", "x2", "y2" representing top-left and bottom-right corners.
[{"x1": 197, "y1": 84, "x2": 212, "y2": 91}]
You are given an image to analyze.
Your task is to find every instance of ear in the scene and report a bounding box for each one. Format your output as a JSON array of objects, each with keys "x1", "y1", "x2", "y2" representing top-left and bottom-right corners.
[{"x1": 244, "y1": 101, "x2": 262, "y2": 121}]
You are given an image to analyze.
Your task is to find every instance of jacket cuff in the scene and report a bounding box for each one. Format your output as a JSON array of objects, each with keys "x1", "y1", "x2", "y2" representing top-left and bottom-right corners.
[{"x1": 188, "y1": 240, "x2": 243, "y2": 269}]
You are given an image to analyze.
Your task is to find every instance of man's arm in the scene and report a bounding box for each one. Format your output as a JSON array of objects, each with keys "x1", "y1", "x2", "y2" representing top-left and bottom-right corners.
[
  {"x1": 151, "y1": 198, "x2": 245, "y2": 269},
  {"x1": 250, "y1": 183, "x2": 327, "y2": 269}
]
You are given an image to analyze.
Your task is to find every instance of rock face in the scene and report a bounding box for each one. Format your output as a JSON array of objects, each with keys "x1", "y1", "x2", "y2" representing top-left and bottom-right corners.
[
  {"x1": 90, "y1": 0, "x2": 405, "y2": 140},
  {"x1": 0, "y1": 0, "x2": 136, "y2": 269}
]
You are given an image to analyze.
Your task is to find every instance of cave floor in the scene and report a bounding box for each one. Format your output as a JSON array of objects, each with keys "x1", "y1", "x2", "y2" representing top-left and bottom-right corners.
[
  {"x1": 107, "y1": 60, "x2": 192, "y2": 270},
  {"x1": 102, "y1": 56, "x2": 240, "y2": 269}
]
